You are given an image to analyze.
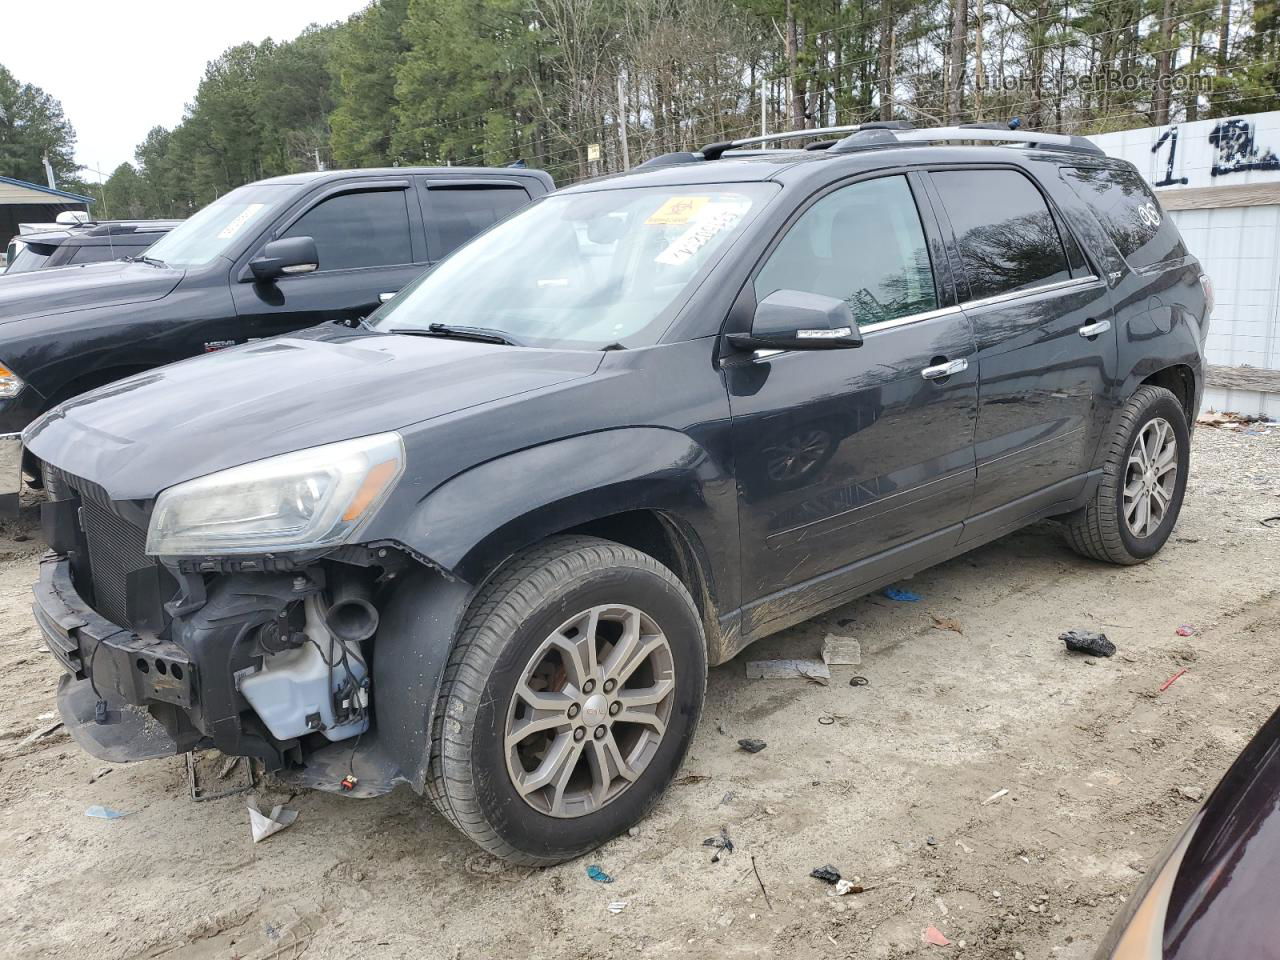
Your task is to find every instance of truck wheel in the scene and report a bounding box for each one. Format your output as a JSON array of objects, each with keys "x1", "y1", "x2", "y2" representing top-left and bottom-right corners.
[
  {"x1": 427, "y1": 535, "x2": 706, "y2": 865},
  {"x1": 1063, "y1": 385, "x2": 1190, "y2": 565}
]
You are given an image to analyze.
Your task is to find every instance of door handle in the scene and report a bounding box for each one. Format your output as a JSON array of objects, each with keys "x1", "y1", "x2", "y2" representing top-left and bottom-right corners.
[
  {"x1": 921, "y1": 358, "x2": 968, "y2": 380},
  {"x1": 379, "y1": 292, "x2": 398, "y2": 304},
  {"x1": 1077, "y1": 319, "x2": 1111, "y2": 338}
]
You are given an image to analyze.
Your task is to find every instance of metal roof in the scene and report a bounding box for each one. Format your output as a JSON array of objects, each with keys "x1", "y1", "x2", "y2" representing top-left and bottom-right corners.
[{"x1": 0, "y1": 176, "x2": 95, "y2": 205}]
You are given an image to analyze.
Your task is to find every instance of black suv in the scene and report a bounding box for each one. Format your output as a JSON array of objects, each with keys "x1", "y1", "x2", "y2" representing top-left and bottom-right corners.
[
  {"x1": 3, "y1": 220, "x2": 181, "y2": 274},
  {"x1": 25, "y1": 124, "x2": 1209, "y2": 865},
  {"x1": 0, "y1": 166, "x2": 553, "y2": 501}
]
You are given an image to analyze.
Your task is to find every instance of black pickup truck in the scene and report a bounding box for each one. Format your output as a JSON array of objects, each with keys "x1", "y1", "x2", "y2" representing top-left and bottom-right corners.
[{"x1": 0, "y1": 166, "x2": 553, "y2": 499}]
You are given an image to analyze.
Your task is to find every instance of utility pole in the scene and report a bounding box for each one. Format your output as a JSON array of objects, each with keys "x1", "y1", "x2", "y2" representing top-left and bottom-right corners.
[{"x1": 616, "y1": 74, "x2": 630, "y2": 171}]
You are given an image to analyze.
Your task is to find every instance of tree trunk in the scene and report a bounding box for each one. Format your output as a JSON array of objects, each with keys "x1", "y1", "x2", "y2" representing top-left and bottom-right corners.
[
  {"x1": 1154, "y1": 0, "x2": 1177, "y2": 125},
  {"x1": 947, "y1": 0, "x2": 966, "y2": 123},
  {"x1": 786, "y1": 0, "x2": 805, "y2": 129},
  {"x1": 879, "y1": 0, "x2": 895, "y2": 121}
]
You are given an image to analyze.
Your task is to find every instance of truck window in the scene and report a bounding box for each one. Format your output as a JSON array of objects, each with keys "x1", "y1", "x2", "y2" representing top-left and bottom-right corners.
[
  {"x1": 282, "y1": 189, "x2": 413, "y2": 272},
  {"x1": 1061, "y1": 166, "x2": 1187, "y2": 270},
  {"x1": 932, "y1": 169, "x2": 1072, "y2": 301},
  {"x1": 755, "y1": 174, "x2": 938, "y2": 325},
  {"x1": 425, "y1": 186, "x2": 529, "y2": 260}
]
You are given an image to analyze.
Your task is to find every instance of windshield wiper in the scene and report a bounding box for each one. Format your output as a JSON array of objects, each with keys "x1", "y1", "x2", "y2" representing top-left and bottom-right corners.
[
  {"x1": 388, "y1": 323, "x2": 525, "y2": 347},
  {"x1": 129, "y1": 255, "x2": 167, "y2": 268}
]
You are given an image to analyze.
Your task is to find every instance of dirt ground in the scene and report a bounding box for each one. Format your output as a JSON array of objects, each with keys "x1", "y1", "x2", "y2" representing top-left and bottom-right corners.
[{"x1": 1, "y1": 424, "x2": 1276, "y2": 960}]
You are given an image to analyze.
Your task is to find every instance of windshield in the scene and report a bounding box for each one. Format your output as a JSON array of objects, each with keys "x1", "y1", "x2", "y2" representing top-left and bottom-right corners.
[
  {"x1": 4, "y1": 239, "x2": 54, "y2": 274},
  {"x1": 142, "y1": 183, "x2": 288, "y2": 268},
  {"x1": 370, "y1": 183, "x2": 773, "y2": 349}
]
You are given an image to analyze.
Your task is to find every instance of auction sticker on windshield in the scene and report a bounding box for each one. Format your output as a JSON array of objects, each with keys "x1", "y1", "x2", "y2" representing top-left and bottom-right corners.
[
  {"x1": 216, "y1": 203, "x2": 268, "y2": 240},
  {"x1": 646, "y1": 196, "x2": 710, "y2": 225},
  {"x1": 654, "y1": 200, "x2": 751, "y2": 266}
]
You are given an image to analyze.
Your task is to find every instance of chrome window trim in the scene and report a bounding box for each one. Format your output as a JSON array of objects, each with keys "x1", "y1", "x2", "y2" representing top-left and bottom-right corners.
[
  {"x1": 859, "y1": 304, "x2": 962, "y2": 334},
  {"x1": 742, "y1": 274, "x2": 1101, "y2": 362},
  {"x1": 956, "y1": 274, "x2": 1101, "y2": 312}
]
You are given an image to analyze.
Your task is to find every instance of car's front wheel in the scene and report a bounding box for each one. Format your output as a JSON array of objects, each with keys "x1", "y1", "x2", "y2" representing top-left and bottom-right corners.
[
  {"x1": 1063, "y1": 384, "x2": 1190, "y2": 564},
  {"x1": 427, "y1": 535, "x2": 706, "y2": 865}
]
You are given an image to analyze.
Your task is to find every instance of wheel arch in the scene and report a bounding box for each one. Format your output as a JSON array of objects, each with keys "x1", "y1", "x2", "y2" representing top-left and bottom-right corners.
[{"x1": 1140, "y1": 363, "x2": 1198, "y2": 424}]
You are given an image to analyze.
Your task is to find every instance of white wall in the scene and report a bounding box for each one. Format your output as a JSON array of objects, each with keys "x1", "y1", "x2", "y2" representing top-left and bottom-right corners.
[{"x1": 1087, "y1": 114, "x2": 1280, "y2": 415}]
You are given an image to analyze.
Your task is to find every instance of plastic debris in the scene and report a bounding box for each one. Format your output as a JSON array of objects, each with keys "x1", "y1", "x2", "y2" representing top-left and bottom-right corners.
[
  {"x1": 1060, "y1": 629, "x2": 1116, "y2": 657},
  {"x1": 247, "y1": 797, "x2": 298, "y2": 843},
  {"x1": 88, "y1": 767, "x2": 112, "y2": 784},
  {"x1": 738, "y1": 738, "x2": 767, "y2": 753},
  {"x1": 1175, "y1": 624, "x2": 1195, "y2": 637},
  {"x1": 587, "y1": 864, "x2": 614, "y2": 884},
  {"x1": 703, "y1": 826, "x2": 734, "y2": 862},
  {"x1": 746, "y1": 659, "x2": 830, "y2": 683},
  {"x1": 883, "y1": 586, "x2": 922, "y2": 602},
  {"x1": 832, "y1": 878, "x2": 865, "y2": 896},
  {"x1": 821, "y1": 634, "x2": 862, "y2": 666},
  {"x1": 931, "y1": 615, "x2": 963, "y2": 634},
  {"x1": 981, "y1": 788, "x2": 1009, "y2": 805},
  {"x1": 810, "y1": 865, "x2": 842, "y2": 884},
  {"x1": 85, "y1": 805, "x2": 129, "y2": 819},
  {"x1": 1160, "y1": 668, "x2": 1188, "y2": 691},
  {"x1": 849, "y1": 676, "x2": 869, "y2": 687},
  {"x1": 607, "y1": 901, "x2": 628, "y2": 914},
  {"x1": 923, "y1": 925, "x2": 952, "y2": 946}
]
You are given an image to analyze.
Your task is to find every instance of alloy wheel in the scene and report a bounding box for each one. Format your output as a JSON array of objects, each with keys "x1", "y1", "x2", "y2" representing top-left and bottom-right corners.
[
  {"x1": 1123, "y1": 416, "x2": 1178, "y2": 538},
  {"x1": 504, "y1": 604, "x2": 676, "y2": 818}
]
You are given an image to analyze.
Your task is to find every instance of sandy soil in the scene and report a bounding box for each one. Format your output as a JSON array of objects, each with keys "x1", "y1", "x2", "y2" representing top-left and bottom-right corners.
[{"x1": 1, "y1": 425, "x2": 1277, "y2": 960}]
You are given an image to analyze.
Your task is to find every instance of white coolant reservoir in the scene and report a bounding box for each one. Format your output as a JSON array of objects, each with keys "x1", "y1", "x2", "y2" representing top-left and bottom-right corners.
[{"x1": 239, "y1": 596, "x2": 369, "y2": 743}]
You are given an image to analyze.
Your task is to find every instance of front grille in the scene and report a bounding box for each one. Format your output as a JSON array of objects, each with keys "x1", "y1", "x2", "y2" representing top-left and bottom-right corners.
[{"x1": 80, "y1": 499, "x2": 151, "y2": 627}]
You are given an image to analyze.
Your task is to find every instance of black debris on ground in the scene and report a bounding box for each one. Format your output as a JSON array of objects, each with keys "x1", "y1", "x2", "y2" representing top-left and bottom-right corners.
[
  {"x1": 738, "y1": 738, "x2": 767, "y2": 753},
  {"x1": 1060, "y1": 629, "x2": 1116, "y2": 658},
  {"x1": 810, "y1": 864, "x2": 842, "y2": 884}
]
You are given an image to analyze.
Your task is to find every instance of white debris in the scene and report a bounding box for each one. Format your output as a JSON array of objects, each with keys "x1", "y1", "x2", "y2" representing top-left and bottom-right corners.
[
  {"x1": 247, "y1": 797, "x2": 298, "y2": 843},
  {"x1": 821, "y1": 634, "x2": 862, "y2": 666}
]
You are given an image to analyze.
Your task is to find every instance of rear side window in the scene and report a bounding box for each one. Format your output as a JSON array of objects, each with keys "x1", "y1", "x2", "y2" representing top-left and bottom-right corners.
[
  {"x1": 1061, "y1": 166, "x2": 1187, "y2": 270},
  {"x1": 283, "y1": 189, "x2": 413, "y2": 272},
  {"x1": 66, "y1": 245, "x2": 120, "y2": 265},
  {"x1": 754, "y1": 175, "x2": 938, "y2": 324},
  {"x1": 425, "y1": 186, "x2": 529, "y2": 259},
  {"x1": 932, "y1": 169, "x2": 1071, "y2": 301}
]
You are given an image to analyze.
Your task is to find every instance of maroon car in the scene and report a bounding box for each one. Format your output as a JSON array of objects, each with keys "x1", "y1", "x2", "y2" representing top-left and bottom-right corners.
[{"x1": 1096, "y1": 704, "x2": 1280, "y2": 959}]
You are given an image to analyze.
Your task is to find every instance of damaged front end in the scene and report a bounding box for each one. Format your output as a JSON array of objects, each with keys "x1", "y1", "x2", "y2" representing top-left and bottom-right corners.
[{"x1": 32, "y1": 439, "x2": 461, "y2": 799}]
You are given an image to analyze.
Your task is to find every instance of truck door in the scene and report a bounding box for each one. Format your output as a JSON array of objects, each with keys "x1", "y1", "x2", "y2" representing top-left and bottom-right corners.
[{"x1": 232, "y1": 180, "x2": 429, "y2": 339}]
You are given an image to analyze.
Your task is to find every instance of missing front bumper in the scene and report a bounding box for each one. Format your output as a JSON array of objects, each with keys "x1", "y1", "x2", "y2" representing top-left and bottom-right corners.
[{"x1": 33, "y1": 554, "x2": 196, "y2": 708}]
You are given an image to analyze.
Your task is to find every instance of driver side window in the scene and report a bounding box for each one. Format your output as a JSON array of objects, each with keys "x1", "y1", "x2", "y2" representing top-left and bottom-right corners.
[
  {"x1": 755, "y1": 175, "x2": 938, "y2": 326},
  {"x1": 282, "y1": 189, "x2": 413, "y2": 272}
]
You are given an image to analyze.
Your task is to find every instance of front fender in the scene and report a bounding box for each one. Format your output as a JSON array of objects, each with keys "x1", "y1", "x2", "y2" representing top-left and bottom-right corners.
[{"x1": 391, "y1": 427, "x2": 739, "y2": 607}]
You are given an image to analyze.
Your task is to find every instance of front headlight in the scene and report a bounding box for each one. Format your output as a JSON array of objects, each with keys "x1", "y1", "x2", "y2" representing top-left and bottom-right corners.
[
  {"x1": 146, "y1": 432, "x2": 405, "y2": 556},
  {"x1": 0, "y1": 362, "x2": 25, "y2": 398}
]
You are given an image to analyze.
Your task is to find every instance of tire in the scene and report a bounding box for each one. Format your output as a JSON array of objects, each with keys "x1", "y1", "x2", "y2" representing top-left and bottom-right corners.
[
  {"x1": 426, "y1": 535, "x2": 706, "y2": 865},
  {"x1": 1063, "y1": 385, "x2": 1190, "y2": 565}
]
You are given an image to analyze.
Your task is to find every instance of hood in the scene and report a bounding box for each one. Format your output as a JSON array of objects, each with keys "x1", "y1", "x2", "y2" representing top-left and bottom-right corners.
[
  {"x1": 24, "y1": 324, "x2": 603, "y2": 500},
  {"x1": 0, "y1": 259, "x2": 183, "y2": 321}
]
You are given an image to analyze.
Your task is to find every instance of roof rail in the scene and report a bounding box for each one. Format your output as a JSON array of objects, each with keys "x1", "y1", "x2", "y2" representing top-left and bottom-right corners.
[
  {"x1": 699, "y1": 123, "x2": 910, "y2": 160},
  {"x1": 830, "y1": 124, "x2": 1103, "y2": 155}
]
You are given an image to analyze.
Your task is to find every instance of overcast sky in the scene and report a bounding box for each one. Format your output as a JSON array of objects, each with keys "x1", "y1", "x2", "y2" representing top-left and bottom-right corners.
[{"x1": 2, "y1": 0, "x2": 369, "y2": 182}]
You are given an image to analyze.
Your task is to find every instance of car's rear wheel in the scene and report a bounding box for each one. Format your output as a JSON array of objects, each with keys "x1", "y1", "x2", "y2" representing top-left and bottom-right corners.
[
  {"x1": 426, "y1": 535, "x2": 706, "y2": 865},
  {"x1": 1063, "y1": 385, "x2": 1190, "y2": 564}
]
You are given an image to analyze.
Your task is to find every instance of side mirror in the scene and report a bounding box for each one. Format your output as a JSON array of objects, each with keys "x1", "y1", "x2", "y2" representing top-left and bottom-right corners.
[
  {"x1": 249, "y1": 236, "x2": 319, "y2": 282},
  {"x1": 727, "y1": 289, "x2": 863, "y2": 351}
]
